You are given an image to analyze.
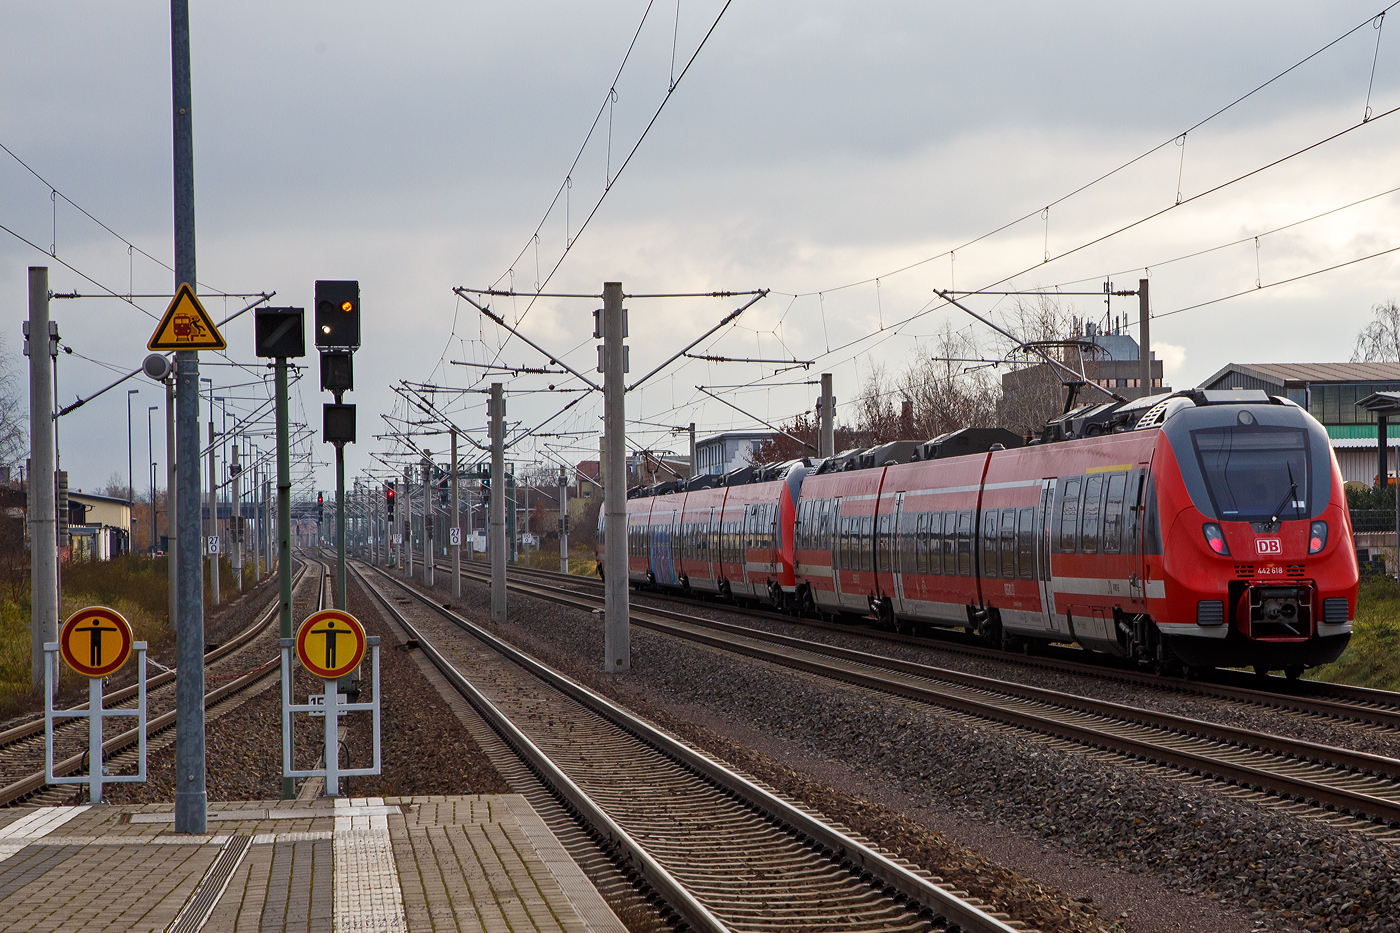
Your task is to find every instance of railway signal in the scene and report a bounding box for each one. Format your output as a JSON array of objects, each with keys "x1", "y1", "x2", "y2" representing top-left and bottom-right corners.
[
  {"x1": 386, "y1": 485, "x2": 395, "y2": 517},
  {"x1": 314, "y1": 280, "x2": 360, "y2": 349}
]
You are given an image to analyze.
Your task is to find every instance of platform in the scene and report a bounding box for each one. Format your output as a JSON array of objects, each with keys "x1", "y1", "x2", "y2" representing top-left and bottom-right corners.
[{"x1": 0, "y1": 795, "x2": 626, "y2": 933}]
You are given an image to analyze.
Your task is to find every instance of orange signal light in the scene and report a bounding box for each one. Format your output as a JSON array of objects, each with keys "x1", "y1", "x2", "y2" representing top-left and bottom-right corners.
[{"x1": 341, "y1": 300, "x2": 354, "y2": 312}]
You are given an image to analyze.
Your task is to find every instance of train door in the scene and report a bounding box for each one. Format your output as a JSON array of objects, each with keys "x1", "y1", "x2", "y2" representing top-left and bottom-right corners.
[
  {"x1": 891, "y1": 492, "x2": 906, "y2": 612},
  {"x1": 707, "y1": 508, "x2": 717, "y2": 585},
  {"x1": 830, "y1": 497, "x2": 843, "y2": 602},
  {"x1": 1037, "y1": 479, "x2": 1057, "y2": 633},
  {"x1": 772, "y1": 501, "x2": 784, "y2": 574}
]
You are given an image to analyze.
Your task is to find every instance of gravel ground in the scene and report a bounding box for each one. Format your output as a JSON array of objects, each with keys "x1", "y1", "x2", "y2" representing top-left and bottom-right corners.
[
  {"x1": 623, "y1": 590, "x2": 1400, "y2": 762},
  {"x1": 423, "y1": 569, "x2": 1400, "y2": 933},
  {"x1": 104, "y1": 558, "x2": 506, "y2": 804}
]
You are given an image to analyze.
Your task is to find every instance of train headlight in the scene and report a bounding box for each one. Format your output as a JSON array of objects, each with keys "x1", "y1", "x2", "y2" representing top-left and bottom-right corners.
[
  {"x1": 1202, "y1": 522, "x2": 1230, "y2": 556},
  {"x1": 1309, "y1": 521, "x2": 1328, "y2": 555}
]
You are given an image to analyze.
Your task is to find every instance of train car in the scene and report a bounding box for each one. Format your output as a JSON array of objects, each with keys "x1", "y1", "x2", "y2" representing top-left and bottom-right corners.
[
  {"x1": 603, "y1": 461, "x2": 809, "y2": 606},
  {"x1": 675, "y1": 484, "x2": 727, "y2": 594},
  {"x1": 801, "y1": 389, "x2": 1356, "y2": 676}
]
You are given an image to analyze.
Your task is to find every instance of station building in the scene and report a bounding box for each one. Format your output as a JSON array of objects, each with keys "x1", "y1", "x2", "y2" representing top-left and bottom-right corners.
[
  {"x1": 694, "y1": 431, "x2": 772, "y2": 477},
  {"x1": 1198, "y1": 362, "x2": 1400, "y2": 485}
]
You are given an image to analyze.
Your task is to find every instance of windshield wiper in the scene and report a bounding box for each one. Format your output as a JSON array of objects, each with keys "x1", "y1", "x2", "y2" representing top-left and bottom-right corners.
[{"x1": 1269, "y1": 463, "x2": 1299, "y2": 524}]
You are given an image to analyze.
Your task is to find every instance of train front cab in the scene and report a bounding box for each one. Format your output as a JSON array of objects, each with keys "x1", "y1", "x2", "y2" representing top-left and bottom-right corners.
[{"x1": 1148, "y1": 396, "x2": 1356, "y2": 674}]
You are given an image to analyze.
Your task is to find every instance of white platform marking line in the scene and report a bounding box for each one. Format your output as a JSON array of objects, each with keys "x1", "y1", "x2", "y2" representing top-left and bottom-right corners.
[
  {"x1": 0, "y1": 806, "x2": 89, "y2": 865},
  {"x1": 333, "y1": 797, "x2": 407, "y2": 933}
]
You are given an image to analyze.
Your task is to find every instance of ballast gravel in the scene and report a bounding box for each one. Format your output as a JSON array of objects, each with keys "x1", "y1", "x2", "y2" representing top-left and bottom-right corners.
[
  {"x1": 625, "y1": 590, "x2": 1400, "y2": 763},
  {"x1": 422, "y1": 567, "x2": 1398, "y2": 933}
]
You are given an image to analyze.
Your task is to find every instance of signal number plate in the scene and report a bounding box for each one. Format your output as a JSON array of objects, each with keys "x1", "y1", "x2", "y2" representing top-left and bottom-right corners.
[{"x1": 1256, "y1": 538, "x2": 1282, "y2": 555}]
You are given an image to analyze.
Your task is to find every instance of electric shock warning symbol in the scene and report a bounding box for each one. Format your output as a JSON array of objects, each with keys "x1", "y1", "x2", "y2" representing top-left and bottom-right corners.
[
  {"x1": 59, "y1": 607, "x2": 134, "y2": 678},
  {"x1": 295, "y1": 610, "x2": 367, "y2": 680}
]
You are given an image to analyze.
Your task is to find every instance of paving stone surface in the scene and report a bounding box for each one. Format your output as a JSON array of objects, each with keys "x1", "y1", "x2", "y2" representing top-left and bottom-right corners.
[{"x1": 0, "y1": 794, "x2": 622, "y2": 932}]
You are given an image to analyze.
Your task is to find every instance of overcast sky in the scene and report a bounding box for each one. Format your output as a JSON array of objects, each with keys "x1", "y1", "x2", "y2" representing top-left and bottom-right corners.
[{"x1": 4, "y1": 1, "x2": 1400, "y2": 498}]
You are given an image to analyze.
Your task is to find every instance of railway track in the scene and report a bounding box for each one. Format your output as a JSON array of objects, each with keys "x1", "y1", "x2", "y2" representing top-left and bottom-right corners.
[
  {"x1": 431, "y1": 557, "x2": 1400, "y2": 832},
  {"x1": 353, "y1": 559, "x2": 1028, "y2": 933},
  {"x1": 437, "y1": 556, "x2": 1400, "y2": 733},
  {"x1": 0, "y1": 558, "x2": 324, "y2": 806}
]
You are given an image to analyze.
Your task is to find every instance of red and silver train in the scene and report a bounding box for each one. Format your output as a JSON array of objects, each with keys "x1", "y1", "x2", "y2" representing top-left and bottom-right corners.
[{"x1": 599, "y1": 389, "x2": 1358, "y2": 676}]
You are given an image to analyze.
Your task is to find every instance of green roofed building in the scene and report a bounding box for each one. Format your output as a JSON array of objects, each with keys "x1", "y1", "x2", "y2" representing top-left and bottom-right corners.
[{"x1": 1198, "y1": 362, "x2": 1400, "y2": 485}]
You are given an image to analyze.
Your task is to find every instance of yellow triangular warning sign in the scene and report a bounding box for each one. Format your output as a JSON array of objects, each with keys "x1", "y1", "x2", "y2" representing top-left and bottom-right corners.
[{"x1": 148, "y1": 283, "x2": 226, "y2": 351}]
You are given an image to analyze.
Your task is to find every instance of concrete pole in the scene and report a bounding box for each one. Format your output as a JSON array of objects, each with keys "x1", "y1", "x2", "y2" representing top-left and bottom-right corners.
[
  {"x1": 559, "y1": 466, "x2": 569, "y2": 575},
  {"x1": 403, "y1": 465, "x2": 413, "y2": 577},
  {"x1": 207, "y1": 416, "x2": 219, "y2": 606},
  {"x1": 28, "y1": 267, "x2": 57, "y2": 695},
  {"x1": 1138, "y1": 279, "x2": 1151, "y2": 397},
  {"x1": 451, "y1": 429, "x2": 461, "y2": 598},
  {"x1": 602, "y1": 282, "x2": 629, "y2": 672},
  {"x1": 819, "y1": 373, "x2": 835, "y2": 459},
  {"x1": 231, "y1": 444, "x2": 242, "y2": 591},
  {"x1": 265, "y1": 476, "x2": 273, "y2": 580},
  {"x1": 490, "y1": 385, "x2": 507, "y2": 621},
  {"x1": 171, "y1": 0, "x2": 206, "y2": 836},
  {"x1": 422, "y1": 455, "x2": 434, "y2": 587},
  {"x1": 166, "y1": 380, "x2": 177, "y2": 621}
]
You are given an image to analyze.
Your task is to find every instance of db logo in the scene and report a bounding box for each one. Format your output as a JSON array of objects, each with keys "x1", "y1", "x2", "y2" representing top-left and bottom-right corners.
[{"x1": 1256, "y1": 538, "x2": 1282, "y2": 555}]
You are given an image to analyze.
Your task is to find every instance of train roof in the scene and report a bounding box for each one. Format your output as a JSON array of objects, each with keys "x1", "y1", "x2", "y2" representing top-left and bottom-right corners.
[{"x1": 622, "y1": 389, "x2": 1304, "y2": 498}]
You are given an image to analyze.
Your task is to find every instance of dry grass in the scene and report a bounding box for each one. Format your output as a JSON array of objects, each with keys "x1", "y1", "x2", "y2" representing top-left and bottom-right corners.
[
  {"x1": 0, "y1": 553, "x2": 250, "y2": 717},
  {"x1": 1309, "y1": 575, "x2": 1400, "y2": 691}
]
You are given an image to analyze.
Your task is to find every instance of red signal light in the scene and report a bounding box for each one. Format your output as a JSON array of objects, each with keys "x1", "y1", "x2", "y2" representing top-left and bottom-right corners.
[
  {"x1": 1308, "y1": 520, "x2": 1327, "y2": 554},
  {"x1": 1202, "y1": 522, "x2": 1230, "y2": 555}
]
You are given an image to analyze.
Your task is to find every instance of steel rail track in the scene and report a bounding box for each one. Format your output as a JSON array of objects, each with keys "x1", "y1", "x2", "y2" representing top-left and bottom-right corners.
[
  {"x1": 444, "y1": 558, "x2": 1400, "y2": 732},
  {"x1": 439, "y1": 560, "x2": 1400, "y2": 828},
  {"x1": 0, "y1": 563, "x2": 310, "y2": 755},
  {"x1": 0, "y1": 559, "x2": 323, "y2": 807},
  {"x1": 356, "y1": 560, "x2": 1026, "y2": 933}
]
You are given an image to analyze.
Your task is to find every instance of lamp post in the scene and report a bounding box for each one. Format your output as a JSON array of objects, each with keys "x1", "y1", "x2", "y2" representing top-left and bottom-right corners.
[
  {"x1": 148, "y1": 405, "x2": 159, "y2": 555},
  {"x1": 127, "y1": 389, "x2": 139, "y2": 555}
]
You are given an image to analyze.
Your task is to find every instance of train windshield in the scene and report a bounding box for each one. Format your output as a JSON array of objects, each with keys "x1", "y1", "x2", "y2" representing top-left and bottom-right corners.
[{"x1": 1190, "y1": 425, "x2": 1311, "y2": 523}]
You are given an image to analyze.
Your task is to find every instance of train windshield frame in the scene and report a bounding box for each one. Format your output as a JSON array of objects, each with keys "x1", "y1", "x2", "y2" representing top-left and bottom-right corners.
[{"x1": 1189, "y1": 424, "x2": 1311, "y2": 524}]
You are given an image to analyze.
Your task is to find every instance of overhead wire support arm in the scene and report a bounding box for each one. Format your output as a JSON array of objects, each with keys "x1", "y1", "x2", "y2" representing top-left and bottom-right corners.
[
  {"x1": 933, "y1": 289, "x2": 1126, "y2": 404},
  {"x1": 626, "y1": 290, "x2": 769, "y2": 392},
  {"x1": 454, "y1": 289, "x2": 602, "y2": 391},
  {"x1": 696, "y1": 386, "x2": 816, "y2": 452},
  {"x1": 54, "y1": 292, "x2": 275, "y2": 418},
  {"x1": 682, "y1": 352, "x2": 811, "y2": 367}
]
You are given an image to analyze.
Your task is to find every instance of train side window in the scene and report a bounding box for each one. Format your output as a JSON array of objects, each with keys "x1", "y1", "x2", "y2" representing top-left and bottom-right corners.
[
  {"x1": 981, "y1": 510, "x2": 999, "y2": 579},
  {"x1": 1000, "y1": 508, "x2": 1016, "y2": 579},
  {"x1": 942, "y1": 512, "x2": 956, "y2": 575},
  {"x1": 1081, "y1": 474, "x2": 1104, "y2": 554},
  {"x1": 859, "y1": 515, "x2": 869, "y2": 571},
  {"x1": 1143, "y1": 473, "x2": 1164, "y2": 555},
  {"x1": 1018, "y1": 508, "x2": 1036, "y2": 579},
  {"x1": 1103, "y1": 473, "x2": 1127, "y2": 553},
  {"x1": 1059, "y1": 478, "x2": 1082, "y2": 552},
  {"x1": 957, "y1": 510, "x2": 973, "y2": 576}
]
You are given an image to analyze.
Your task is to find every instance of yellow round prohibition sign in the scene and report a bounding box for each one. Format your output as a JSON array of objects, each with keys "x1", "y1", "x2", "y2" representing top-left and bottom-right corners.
[
  {"x1": 59, "y1": 607, "x2": 134, "y2": 678},
  {"x1": 295, "y1": 610, "x2": 367, "y2": 680}
]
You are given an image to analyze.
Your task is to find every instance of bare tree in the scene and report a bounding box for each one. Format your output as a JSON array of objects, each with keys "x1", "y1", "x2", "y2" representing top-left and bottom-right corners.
[
  {"x1": 995, "y1": 295, "x2": 1081, "y2": 437},
  {"x1": 900, "y1": 324, "x2": 998, "y2": 438},
  {"x1": 0, "y1": 334, "x2": 25, "y2": 469},
  {"x1": 1351, "y1": 300, "x2": 1400, "y2": 362}
]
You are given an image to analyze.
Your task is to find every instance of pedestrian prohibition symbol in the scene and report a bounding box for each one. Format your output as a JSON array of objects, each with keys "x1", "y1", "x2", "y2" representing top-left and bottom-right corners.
[
  {"x1": 59, "y1": 607, "x2": 134, "y2": 678},
  {"x1": 295, "y1": 610, "x2": 367, "y2": 680}
]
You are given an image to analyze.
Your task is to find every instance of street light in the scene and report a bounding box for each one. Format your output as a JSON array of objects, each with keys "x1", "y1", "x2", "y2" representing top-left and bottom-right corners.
[
  {"x1": 148, "y1": 405, "x2": 159, "y2": 556},
  {"x1": 127, "y1": 388, "x2": 139, "y2": 555}
]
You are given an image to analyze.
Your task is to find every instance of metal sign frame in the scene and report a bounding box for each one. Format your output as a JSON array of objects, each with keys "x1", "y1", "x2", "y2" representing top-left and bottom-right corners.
[
  {"x1": 280, "y1": 636, "x2": 381, "y2": 796},
  {"x1": 44, "y1": 641, "x2": 147, "y2": 803}
]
